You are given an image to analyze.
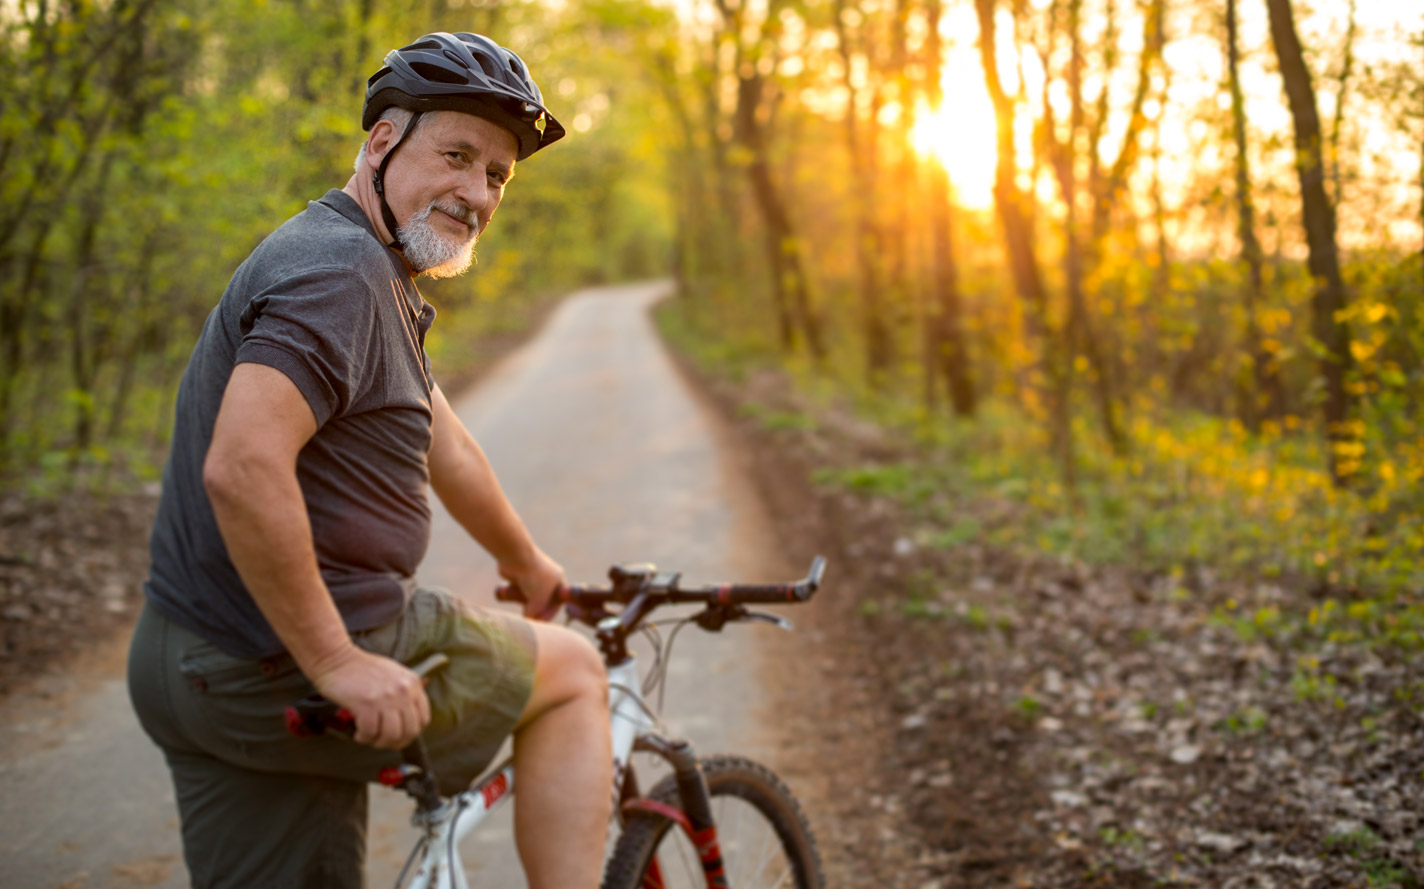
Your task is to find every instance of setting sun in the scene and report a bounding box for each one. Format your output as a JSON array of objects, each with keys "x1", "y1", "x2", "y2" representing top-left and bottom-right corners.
[{"x1": 909, "y1": 49, "x2": 1002, "y2": 209}]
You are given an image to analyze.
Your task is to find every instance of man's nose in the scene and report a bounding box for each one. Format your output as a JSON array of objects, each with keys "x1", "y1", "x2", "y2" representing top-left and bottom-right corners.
[{"x1": 453, "y1": 172, "x2": 489, "y2": 215}]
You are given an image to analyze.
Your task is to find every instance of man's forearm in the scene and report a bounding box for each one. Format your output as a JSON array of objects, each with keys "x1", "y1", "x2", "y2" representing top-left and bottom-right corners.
[
  {"x1": 428, "y1": 384, "x2": 542, "y2": 570},
  {"x1": 430, "y1": 434, "x2": 541, "y2": 568}
]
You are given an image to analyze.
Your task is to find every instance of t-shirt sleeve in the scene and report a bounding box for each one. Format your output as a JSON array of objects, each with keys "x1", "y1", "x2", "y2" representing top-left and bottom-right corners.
[{"x1": 234, "y1": 268, "x2": 380, "y2": 429}]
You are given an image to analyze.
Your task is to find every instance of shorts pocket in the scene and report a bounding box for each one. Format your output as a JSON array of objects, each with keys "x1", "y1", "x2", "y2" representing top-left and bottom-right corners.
[{"x1": 178, "y1": 641, "x2": 305, "y2": 696}]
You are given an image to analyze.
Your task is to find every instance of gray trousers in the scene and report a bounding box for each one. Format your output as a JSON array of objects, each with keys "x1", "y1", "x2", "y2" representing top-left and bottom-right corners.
[{"x1": 127, "y1": 590, "x2": 536, "y2": 888}]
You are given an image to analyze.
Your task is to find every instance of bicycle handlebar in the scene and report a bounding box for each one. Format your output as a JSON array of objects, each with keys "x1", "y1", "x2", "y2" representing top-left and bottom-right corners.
[{"x1": 495, "y1": 555, "x2": 826, "y2": 612}]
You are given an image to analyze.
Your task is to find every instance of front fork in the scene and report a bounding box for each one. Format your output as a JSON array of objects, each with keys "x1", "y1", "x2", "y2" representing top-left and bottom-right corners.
[{"x1": 620, "y1": 734, "x2": 727, "y2": 889}]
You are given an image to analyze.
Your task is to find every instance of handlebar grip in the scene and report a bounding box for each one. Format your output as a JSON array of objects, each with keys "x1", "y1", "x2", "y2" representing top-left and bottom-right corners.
[
  {"x1": 285, "y1": 697, "x2": 356, "y2": 738},
  {"x1": 284, "y1": 653, "x2": 449, "y2": 739},
  {"x1": 495, "y1": 583, "x2": 570, "y2": 621}
]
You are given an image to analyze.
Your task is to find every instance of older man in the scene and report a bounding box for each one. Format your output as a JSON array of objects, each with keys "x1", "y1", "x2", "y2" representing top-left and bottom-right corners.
[{"x1": 128, "y1": 32, "x2": 610, "y2": 888}]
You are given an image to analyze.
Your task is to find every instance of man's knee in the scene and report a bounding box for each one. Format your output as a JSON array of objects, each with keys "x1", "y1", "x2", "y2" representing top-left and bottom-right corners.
[
  {"x1": 520, "y1": 624, "x2": 606, "y2": 723},
  {"x1": 541, "y1": 623, "x2": 606, "y2": 696}
]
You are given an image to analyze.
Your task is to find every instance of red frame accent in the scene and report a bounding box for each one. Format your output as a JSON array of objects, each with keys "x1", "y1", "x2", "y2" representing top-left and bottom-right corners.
[
  {"x1": 623, "y1": 798, "x2": 692, "y2": 833},
  {"x1": 621, "y1": 799, "x2": 727, "y2": 889},
  {"x1": 480, "y1": 772, "x2": 510, "y2": 809}
]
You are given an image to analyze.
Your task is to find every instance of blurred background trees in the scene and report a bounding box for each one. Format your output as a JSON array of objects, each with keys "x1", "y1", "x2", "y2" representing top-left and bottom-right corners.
[
  {"x1": 2, "y1": 0, "x2": 1421, "y2": 598},
  {"x1": 0, "y1": 0, "x2": 679, "y2": 480}
]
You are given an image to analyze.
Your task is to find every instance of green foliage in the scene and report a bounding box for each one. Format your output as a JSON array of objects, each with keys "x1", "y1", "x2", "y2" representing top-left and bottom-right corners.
[
  {"x1": 1324, "y1": 827, "x2": 1417, "y2": 888},
  {"x1": 812, "y1": 463, "x2": 916, "y2": 497},
  {"x1": 899, "y1": 595, "x2": 942, "y2": 620},
  {"x1": 1012, "y1": 694, "x2": 1044, "y2": 720},
  {"x1": 1098, "y1": 826, "x2": 1146, "y2": 851},
  {"x1": 737, "y1": 402, "x2": 818, "y2": 432},
  {"x1": 0, "y1": 0, "x2": 679, "y2": 489},
  {"x1": 1214, "y1": 706, "x2": 1269, "y2": 735},
  {"x1": 1291, "y1": 655, "x2": 1344, "y2": 706},
  {"x1": 793, "y1": 383, "x2": 1424, "y2": 655},
  {"x1": 926, "y1": 517, "x2": 984, "y2": 549}
]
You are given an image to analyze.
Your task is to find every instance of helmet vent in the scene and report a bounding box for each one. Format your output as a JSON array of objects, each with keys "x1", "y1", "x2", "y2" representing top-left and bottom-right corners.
[
  {"x1": 442, "y1": 49, "x2": 472, "y2": 70},
  {"x1": 404, "y1": 39, "x2": 443, "y2": 51},
  {"x1": 473, "y1": 53, "x2": 501, "y2": 80},
  {"x1": 410, "y1": 61, "x2": 468, "y2": 85}
]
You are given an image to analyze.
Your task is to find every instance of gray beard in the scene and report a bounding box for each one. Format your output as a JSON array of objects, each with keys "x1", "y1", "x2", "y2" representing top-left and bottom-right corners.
[{"x1": 400, "y1": 202, "x2": 477, "y2": 279}]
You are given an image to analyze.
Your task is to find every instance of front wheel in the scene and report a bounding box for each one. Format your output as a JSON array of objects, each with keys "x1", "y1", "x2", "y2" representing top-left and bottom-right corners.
[{"x1": 602, "y1": 755, "x2": 824, "y2": 889}]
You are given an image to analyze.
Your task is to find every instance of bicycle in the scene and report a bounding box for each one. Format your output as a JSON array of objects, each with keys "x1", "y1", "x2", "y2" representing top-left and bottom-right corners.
[{"x1": 287, "y1": 556, "x2": 829, "y2": 889}]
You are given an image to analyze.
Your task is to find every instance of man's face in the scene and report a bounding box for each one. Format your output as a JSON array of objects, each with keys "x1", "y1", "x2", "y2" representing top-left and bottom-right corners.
[{"x1": 377, "y1": 111, "x2": 519, "y2": 278}]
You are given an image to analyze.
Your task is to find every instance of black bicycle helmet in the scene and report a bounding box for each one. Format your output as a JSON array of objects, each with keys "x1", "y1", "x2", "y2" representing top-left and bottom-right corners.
[
  {"x1": 362, "y1": 32, "x2": 565, "y2": 251},
  {"x1": 363, "y1": 32, "x2": 564, "y2": 160}
]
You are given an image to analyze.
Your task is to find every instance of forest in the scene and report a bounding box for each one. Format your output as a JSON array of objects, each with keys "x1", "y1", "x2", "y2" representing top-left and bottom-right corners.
[
  {"x1": 2, "y1": 0, "x2": 1422, "y2": 635},
  {"x1": 3, "y1": 1, "x2": 1423, "y2": 883}
]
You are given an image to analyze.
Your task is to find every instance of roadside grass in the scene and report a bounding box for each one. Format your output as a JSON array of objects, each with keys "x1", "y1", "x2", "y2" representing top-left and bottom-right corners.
[
  {"x1": 825, "y1": 385, "x2": 1424, "y2": 663},
  {"x1": 655, "y1": 296, "x2": 1424, "y2": 667},
  {"x1": 1323, "y1": 828, "x2": 1418, "y2": 888}
]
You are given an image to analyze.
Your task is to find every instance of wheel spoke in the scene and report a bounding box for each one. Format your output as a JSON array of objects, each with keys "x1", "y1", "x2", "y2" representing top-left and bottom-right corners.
[{"x1": 669, "y1": 824, "x2": 698, "y2": 886}]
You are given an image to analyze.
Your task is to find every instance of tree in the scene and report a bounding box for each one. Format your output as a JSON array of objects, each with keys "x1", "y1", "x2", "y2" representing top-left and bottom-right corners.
[
  {"x1": 922, "y1": 0, "x2": 976, "y2": 416},
  {"x1": 1225, "y1": 0, "x2": 1283, "y2": 428},
  {"x1": 832, "y1": 0, "x2": 895, "y2": 384},
  {"x1": 712, "y1": 0, "x2": 825, "y2": 359},
  {"x1": 975, "y1": 0, "x2": 1072, "y2": 477},
  {"x1": 1265, "y1": 0, "x2": 1357, "y2": 484}
]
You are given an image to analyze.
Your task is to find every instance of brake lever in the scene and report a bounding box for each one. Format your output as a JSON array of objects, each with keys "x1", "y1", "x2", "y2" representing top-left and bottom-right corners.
[
  {"x1": 743, "y1": 609, "x2": 794, "y2": 631},
  {"x1": 694, "y1": 605, "x2": 794, "y2": 632}
]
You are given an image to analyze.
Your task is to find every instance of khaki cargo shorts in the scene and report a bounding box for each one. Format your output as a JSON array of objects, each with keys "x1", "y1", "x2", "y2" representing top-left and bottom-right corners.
[{"x1": 127, "y1": 588, "x2": 537, "y2": 889}]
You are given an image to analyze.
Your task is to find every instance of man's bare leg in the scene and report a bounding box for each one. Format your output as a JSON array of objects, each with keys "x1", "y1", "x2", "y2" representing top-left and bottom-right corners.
[{"x1": 512, "y1": 622, "x2": 611, "y2": 889}]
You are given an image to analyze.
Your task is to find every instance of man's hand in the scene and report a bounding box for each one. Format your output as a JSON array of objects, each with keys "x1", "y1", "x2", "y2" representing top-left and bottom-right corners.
[
  {"x1": 500, "y1": 547, "x2": 566, "y2": 621},
  {"x1": 306, "y1": 645, "x2": 431, "y2": 749}
]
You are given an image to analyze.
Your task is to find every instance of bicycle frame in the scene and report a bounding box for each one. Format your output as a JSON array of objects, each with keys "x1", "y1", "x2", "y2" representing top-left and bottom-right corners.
[
  {"x1": 399, "y1": 657, "x2": 660, "y2": 889},
  {"x1": 389, "y1": 556, "x2": 826, "y2": 889}
]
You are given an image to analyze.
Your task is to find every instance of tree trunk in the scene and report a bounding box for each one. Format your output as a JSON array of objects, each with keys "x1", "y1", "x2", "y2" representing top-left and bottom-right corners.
[
  {"x1": 923, "y1": 0, "x2": 976, "y2": 416},
  {"x1": 976, "y1": 0, "x2": 1071, "y2": 479},
  {"x1": 1227, "y1": 0, "x2": 1283, "y2": 429},
  {"x1": 69, "y1": 154, "x2": 120, "y2": 457},
  {"x1": 1265, "y1": 0, "x2": 1356, "y2": 484},
  {"x1": 1327, "y1": 0, "x2": 1357, "y2": 207},
  {"x1": 832, "y1": 0, "x2": 893, "y2": 383},
  {"x1": 734, "y1": 68, "x2": 824, "y2": 359},
  {"x1": 0, "y1": 220, "x2": 57, "y2": 454}
]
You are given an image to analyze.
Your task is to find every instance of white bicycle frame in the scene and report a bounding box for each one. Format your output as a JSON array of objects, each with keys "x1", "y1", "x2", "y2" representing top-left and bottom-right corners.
[{"x1": 398, "y1": 657, "x2": 654, "y2": 889}]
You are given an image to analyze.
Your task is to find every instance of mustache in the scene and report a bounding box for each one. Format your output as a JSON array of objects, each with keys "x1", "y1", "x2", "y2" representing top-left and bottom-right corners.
[{"x1": 430, "y1": 200, "x2": 475, "y2": 229}]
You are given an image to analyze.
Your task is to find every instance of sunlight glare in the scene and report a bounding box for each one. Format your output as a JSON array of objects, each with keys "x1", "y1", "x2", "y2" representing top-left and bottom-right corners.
[{"x1": 910, "y1": 52, "x2": 1000, "y2": 209}]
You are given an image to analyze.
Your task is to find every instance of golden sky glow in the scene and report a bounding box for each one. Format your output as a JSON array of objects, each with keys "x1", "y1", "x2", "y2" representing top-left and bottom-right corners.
[{"x1": 902, "y1": 1, "x2": 1421, "y2": 245}]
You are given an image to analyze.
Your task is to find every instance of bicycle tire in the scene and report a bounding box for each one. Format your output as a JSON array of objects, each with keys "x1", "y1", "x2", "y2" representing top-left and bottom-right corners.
[{"x1": 601, "y1": 755, "x2": 824, "y2": 889}]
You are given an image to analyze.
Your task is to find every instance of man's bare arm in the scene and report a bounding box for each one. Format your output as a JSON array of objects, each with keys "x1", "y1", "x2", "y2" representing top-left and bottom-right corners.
[
  {"x1": 203, "y1": 362, "x2": 429, "y2": 748},
  {"x1": 427, "y1": 383, "x2": 564, "y2": 617}
]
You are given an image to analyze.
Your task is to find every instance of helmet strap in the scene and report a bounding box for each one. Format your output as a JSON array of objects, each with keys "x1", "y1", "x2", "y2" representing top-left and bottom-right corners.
[{"x1": 371, "y1": 111, "x2": 424, "y2": 251}]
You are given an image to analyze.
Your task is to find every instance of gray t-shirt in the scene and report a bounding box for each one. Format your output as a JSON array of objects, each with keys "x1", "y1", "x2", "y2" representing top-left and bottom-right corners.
[{"x1": 145, "y1": 190, "x2": 438, "y2": 658}]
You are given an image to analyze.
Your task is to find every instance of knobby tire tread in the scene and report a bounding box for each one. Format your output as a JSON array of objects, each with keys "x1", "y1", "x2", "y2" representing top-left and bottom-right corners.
[{"x1": 601, "y1": 755, "x2": 824, "y2": 889}]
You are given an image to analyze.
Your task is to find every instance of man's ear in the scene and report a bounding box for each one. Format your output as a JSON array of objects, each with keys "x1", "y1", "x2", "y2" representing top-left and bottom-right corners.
[{"x1": 364, "y1": 117, "x2": 400, "y2": 169}]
